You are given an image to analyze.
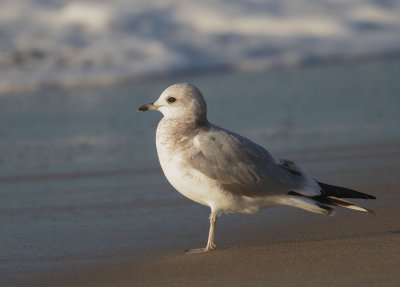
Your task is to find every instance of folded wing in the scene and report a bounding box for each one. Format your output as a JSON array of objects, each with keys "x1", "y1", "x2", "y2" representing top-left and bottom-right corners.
[{"x1": 188, "y1": 126, "x2": 321, "y2": 198}]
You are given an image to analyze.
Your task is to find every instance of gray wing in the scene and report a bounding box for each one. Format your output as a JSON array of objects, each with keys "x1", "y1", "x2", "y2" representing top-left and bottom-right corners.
[{"x1": 189, "y1": 126, "x2": 321, "y2": 197}]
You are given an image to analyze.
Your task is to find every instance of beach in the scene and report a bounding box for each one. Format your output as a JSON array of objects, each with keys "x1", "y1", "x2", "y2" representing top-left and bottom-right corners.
[
  {"x1": 1, "y1": 58, "x2": 400, "y2": 286},
  {"x1": 10, "y1": 178, "x2": 400, "y2": 287}
]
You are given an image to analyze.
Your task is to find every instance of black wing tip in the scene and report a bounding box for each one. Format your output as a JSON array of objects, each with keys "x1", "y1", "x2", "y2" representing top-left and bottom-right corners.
[
  {"x1": 287, "y1": 191, "x2": 301, "y2": 196},
  {"x1": 317, "y1": 181, "x2": 376, "y2": 200}
]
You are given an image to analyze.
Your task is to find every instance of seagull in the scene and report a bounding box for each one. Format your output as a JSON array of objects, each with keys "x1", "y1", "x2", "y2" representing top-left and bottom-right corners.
[{"x1": 138, "y1": 83, "x2": 376, "y2": 254}]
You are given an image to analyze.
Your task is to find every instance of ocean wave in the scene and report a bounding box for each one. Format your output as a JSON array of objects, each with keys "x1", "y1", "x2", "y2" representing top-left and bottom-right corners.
[{"x1": 1, "y1": 0, "x2": 400, "y2": 93}]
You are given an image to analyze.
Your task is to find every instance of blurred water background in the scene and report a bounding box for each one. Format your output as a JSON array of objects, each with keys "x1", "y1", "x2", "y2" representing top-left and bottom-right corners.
[
  {"x1": 1, "y1": 0, "x2": 400, "y2": 282},
  {"x1": 1, "y1": 0, "x2": 400, "y2": 92}
]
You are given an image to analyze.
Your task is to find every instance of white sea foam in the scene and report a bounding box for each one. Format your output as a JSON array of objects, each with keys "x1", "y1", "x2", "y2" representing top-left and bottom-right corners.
[{"x1": 0, "y1": 0, "x2": 400, "y2": 92}]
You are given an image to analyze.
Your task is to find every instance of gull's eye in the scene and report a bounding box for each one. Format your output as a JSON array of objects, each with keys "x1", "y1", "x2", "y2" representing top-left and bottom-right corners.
[{"x1": 167, "y1": 97, "x2": 176, "y2": 103}]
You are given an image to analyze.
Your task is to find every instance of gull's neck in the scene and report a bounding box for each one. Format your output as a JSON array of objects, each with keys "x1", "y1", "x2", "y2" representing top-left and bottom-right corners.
[
  {"x1": 156, "y1": 115, "x2": 210, "y2": 153},
  {"x1": 159, "y1": 115, "x2": 210, "y2": 135}
]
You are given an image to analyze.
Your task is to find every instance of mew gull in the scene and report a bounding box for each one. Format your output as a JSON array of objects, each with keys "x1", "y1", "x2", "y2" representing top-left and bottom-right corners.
[{"x1": 138, "y1": 83, "x2": 376, "y2": 254}]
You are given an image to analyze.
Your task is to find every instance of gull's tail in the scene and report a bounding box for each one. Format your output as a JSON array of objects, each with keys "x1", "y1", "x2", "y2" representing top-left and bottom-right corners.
[
  {"x1": 313, "y1": 182, "x2": 376, "y2": 214},
  {"x1": 286, "y1": 182, "x2": 376, "y2": 215}
]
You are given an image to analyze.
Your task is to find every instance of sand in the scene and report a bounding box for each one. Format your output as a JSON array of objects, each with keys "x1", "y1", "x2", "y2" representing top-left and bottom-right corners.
[
  {"x1": 11, "y1": 209, "x2": 400, "y2": 287},
  {"x1": 6, "y1": 158, "x2": 400, "y2": 287}
]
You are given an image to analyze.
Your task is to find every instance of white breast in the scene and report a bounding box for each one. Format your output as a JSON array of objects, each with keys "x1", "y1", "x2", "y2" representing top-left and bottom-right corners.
[{"x1": 155, "y1": 119, "x2": 279, "y2": 214}]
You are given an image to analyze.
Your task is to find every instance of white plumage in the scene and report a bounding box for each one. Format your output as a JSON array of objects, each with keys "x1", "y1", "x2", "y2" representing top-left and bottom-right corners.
[{"x1": 138, "y1": 83, "x2": 375, "y2": 253}]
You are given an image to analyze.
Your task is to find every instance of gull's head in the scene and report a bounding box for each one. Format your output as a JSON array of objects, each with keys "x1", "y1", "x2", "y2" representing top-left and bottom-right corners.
[{"x1": 138, "y1": 83, "x2": 208, "y2": 123}]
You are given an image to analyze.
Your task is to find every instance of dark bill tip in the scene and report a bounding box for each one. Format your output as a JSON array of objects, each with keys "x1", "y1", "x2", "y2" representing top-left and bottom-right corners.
[{"x1": 138, "y1": 103, "x2": 155, "y2": 112}]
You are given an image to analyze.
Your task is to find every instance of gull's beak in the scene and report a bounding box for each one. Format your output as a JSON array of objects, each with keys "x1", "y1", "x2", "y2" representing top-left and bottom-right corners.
[{"x1": 138, "y1": 102, "x2": 157, "y2": 112}]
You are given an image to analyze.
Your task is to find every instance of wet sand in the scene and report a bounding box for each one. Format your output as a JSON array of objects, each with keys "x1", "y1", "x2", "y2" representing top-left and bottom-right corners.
[
  {"x1": 9, "y1": 179, "x2": 400, "y2": 287},
  {"x1": 1, "y1": 58, "x2": 400, "y2": 286}
]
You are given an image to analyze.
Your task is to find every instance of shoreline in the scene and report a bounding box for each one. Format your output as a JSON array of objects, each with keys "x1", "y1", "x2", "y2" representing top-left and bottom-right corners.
[{"x1": 1, "y1": 53, "x2": 400, "y2": 96}]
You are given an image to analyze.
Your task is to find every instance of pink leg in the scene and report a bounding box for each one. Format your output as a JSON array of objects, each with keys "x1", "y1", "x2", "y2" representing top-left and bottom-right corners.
[{"x1": 184, "y1": 212, "x2": 217, "y2": 254}]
